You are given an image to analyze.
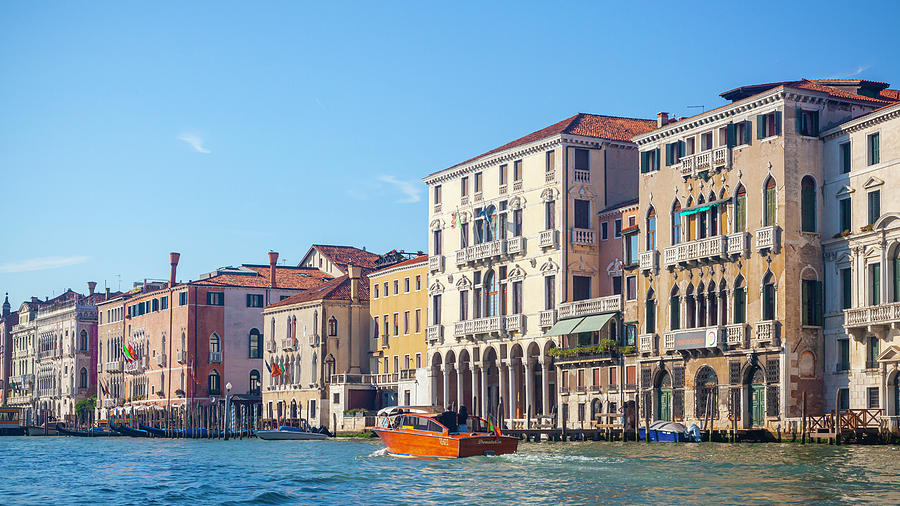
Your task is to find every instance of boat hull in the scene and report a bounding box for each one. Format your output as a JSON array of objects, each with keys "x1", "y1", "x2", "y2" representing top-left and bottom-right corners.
[
  {"x1": 374, "y1": 429, "x2": 518, "y2": 459},
  {"x1": 25, "y1": 425, "x2": 59, "y2": 436},
  {"x1": 256, "y1": 430, "x2": 327, "y2": 440}
]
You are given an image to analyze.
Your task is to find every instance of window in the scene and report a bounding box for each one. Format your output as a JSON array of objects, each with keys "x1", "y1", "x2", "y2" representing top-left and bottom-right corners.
[
  {"x1": 626, "y1": 233, "x2": 639, "y2": 265},
  {"x1": 432, "y1": 295, "x2": 441, "y2": 325},
  {"x1": 207, "y1": 292, "x2": 224, "y2": 306},
  {"x1": 459, "y1": 291, "x2": 468, "y2": 321},
  {"x1": 160, "y1": 296, "x2": 168, "y2": 310},
  {"x1": 573, "y1": 276, "x2": 591, "y2": 301},
  {"x1": 79, "y1": 367, "x2": 88, "y2": 389},
  {"x1": 415, "y1": 309, "x2": 421, "y2": 333},
  {"x1": 249, "y1": 370, "x2": 261, "y2": 395},
  {"x1": 513, "y1": 160, "x2": 522, "y2": 181},
  {"x1": 209, "y1": 333, "x2": 221, "y2": 353},
  {"x1": 208, "y1": 370, "x2": 221, "y2": 395},
  {"x1": 801, "y1": 176, "x2": 816, "y2": 232},
  {"x1": 728, "y1": 121, "x2": 752, "y2": 146},
  {"x1": 383, "y1": 314, "x2": 389, "y2": 340},
  {"x1": 609, "y1": 367, "x2": 618, "y2": 386},
  {"x1": 867, "y1": 387, "x2": 880, "y2": 409},
  {"x1": 670, "y1": 289, "x2": 680, "y2": 330},
  {"x1": 614, "y1": 218, "x2": 622, "y2": 238},
  {"x1": 645, "y1": 291, "x2": 656, "y2": 333},
  {"x1": 415, "y1": 275, "x2": 421, "y2": 291},
  {"x1": 763, "y1": 178, "x2": 776, "y2": 227},
  {"x1": 404, "y1": 277, "x2": 410, "y2": 293},
  {"x1": 841, "y1": 268, "x2": 852, "y2": 310},
  {"x1": 757, "y1": 111, "x2": 782, "y2": 139},
  {"x1": 152, "y1": 298, "x2": 159, "y2": 312},
  {"x1": 837, "y1": 339, "x2": 850, "y2": 371},
  {"x1": 512, "y1": 209, "x2": 522, "y2": 237},
  {"x1": 374, "y1": 284, "x2": 379, "y2": 298},
  {"x1": 801, "y1": 279, "x2": 823, "y2": 326},
  {"x1": 762, "y1": 274, "x2": 775, "y2": 321},
  {"x1": 499, "y1": 164, "x2": 507, "y2": 186},
  {"x1": 246, "y1": 294, "x2": 264, "y2": 308},
  {"x1": 329, "y1": 316, "x2": 338, "y2": 336},
  {"x1": 734, "y1": 186, "x2": 746, "y2": 232},
  {"x1": 545, "y1": 150, "x2": 555, "y2": 172},
  {"x1": 701, "y1": 131, "x2": 713, "y2": 151},
  {"x1": 79, "y1": 330, "x2": 88, "y2": 351},
  {"x1": 416, "y1": 353, "x2": 422, "y2": 368},
  {"x1": 839, "y1": 198, "x2": 851, "y2": 233},
  {"x1": 460, "y1": 176, "x2": 469, "y2": 197},
  {"x1": 432, "y1": 228, "x2": 443, "y2": 256},
  {"x1": 870, "y1": 263, "x2": 881, "y2": 306},
  {"x1": 512, "y1": 281, "x2": 523, "y2": 314},
  {"x1": 544, "y1": 275, "x2": 556, "y2": 310},
  {"x1": 612, "y1": 275, "x2": 622, "y2": 296},
  {"x1": 867, "y1": 132, "x2": 880, "y2": 165},
  {"x1": 640, "y1": 148, "x2": 660, "y2": 173},
  {"x1": 733, "y1": 279, "x2": 746, "y2": 324},
  {"x1": 796, "y1": 108, "x2": 819, "y2": 136},
  {"x1": 684, "y1": 136, "x2": 695, "y2": 156},
  {"x1": 840, "y1": 142, "x2": 851, "y2": 173},
  {"x1": 404, "y1": 311, "x2": 410, "y2": 334},
  {"x1": 868, "y1": 190, "x2": 881, "y2": 225},
  {"x1": 545, "y1": 201, "x2": 555, "y2": 230},
  {"x1": 574, "y1": 199, "x2": 590, "y2": 229},
  {"x1": 625, "y1": 324, "x2": 636, "y2": 346},
  {"x1": 647, "y1": 207, "x2": 657, "y2": 250},
  {"x1": 574, "y1": 148, "x2": 590, "y2": 171},
  {"x1": 601, "y1": 221, "x2": 608, "y2": 241},
  {"x1": 664, "y1": 141, "x2": 684, "y2": 166},
  {"x1": 672, "y1": 200, "x2": 682, "y2": 244},
  {"x1": 626, "y1": 276, "x2": 637, "y2": 301},
  {"x1": 393, "y1": 280, "x2": 399, "y2": 295},
  {"x1": 248, "y1": 328, "x2": 262, "y2": 358},
  {"x1": 474, "y1": 172, "x2": 482, "y2": 193},
  {"x1": 867, "y1": 337, "x2": 880, "y2": 368},
  {"x1": 373, "y1": 316, "x2": 379, "y2": 340},
  {"x1": 839, "y1": 388, "x2": 849, "y2": 410}
]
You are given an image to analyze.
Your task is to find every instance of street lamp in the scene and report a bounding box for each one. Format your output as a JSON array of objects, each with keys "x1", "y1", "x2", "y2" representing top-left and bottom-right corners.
[{"x1": 224, "y1": 382, "x2": 232, "y2": 440}]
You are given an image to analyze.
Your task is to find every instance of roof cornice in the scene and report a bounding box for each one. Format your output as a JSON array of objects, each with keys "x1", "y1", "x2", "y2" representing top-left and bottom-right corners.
[
  {"x1": 821, "y1": 102, "x2": 900, "y2": 140},
  {"x1": 423, "y1": 135, "x2": 564, "y2": 185}
]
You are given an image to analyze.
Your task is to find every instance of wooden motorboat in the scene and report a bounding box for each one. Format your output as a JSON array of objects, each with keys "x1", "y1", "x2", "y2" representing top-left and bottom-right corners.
[
  {"x1": 56, "y1": 423, "x2": 121, "y2": 437},
  {"x1": 256, "y1": 426, "x2": 328, "y2": 440},
  {"x1": 373, "y1": 406, "x2": 518, "y2": 459},
  {"x1": 25, "y1": 423, "x2": 60, "y2": 436}
]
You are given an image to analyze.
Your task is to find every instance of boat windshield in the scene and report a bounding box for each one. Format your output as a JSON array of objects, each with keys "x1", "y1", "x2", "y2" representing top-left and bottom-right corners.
[
  {"x1": 278, "y1": 426, "x2": 304, "y2": 432},
  {"x1": 392, "y1": 415, "x2": 445, "y2": 433}
]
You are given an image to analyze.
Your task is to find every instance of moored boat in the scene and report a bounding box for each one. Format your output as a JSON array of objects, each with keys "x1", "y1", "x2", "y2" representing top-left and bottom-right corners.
[
  {"x1": 25, "y1": 423, "x2": 60, "y2": 436},
  {"x1": 638, "y1": 421, "x2": 701, "y2": 442},
  {"x1": 56, "y1": 424, "x2": 121, "y2": 437},
  {"x1": 373, "y1": 406, "x2": 518, "y2": 459},
  {"x1": 256, "y1": 426, "x2": 328, "y2": 440},
  {"x1": 0, "y1": 408, "x2": 25, "y2": 436},
  {"x1": 109, "y1": 423, "x2": 150, "y2": 438}
]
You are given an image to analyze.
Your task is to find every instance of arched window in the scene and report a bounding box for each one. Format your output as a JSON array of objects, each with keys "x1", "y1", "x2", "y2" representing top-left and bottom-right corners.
[
  {"x1": 893, "y1": 248, "x2": 900, "y2": 303},
  {"x1": 762, "y1": 272, "x2": 776, "y2": 321},
  {"x1": 670, "y1": 286, "x2": 681, "y2": 330},
  {"x1": 686, "y1": 197, "x2": 696, "y2": 241},
  {"x1": 208, "y1": 369, "x2": 221, "y2": 395},
  {"x1": 707, "y1": 281, "x2": 718, "y2": 326},
  {"x1": 708, "y1": 191, "x2": 718, "y2": 236},
  {"x1": 733, "y1": 275, "x2": 747, "y2": 324},
  {"x1": 719, "y1": 280, "x2": 729, "y2": 325},
  {"x1": 328, "y1": 316, "x2": 338, "y2": 336},
  {"x1": 718, "y1": 190, "x2": 729, "y2": 236},
  {"x1": 485, "y1": 271, "x2": 498, "y2": 317},
  {"x1": 209, "y1": 333, "x2": 220, "y2": 353},
  {"x1": 696, "y1": 195, "x2": 707, "y2": 240},
  {"x1": 485, "y1": 205, "x2": 497, "y2": 242},
  {"x1": 313, "y1": 311, "x2": 319, "y2": 335},
  {"x1": 310, "y1": 353, "x2": 318, "y2": 385},
  {"x1": 647, "y1": 207, "x2": 657, "y2": 250},
  {"x1": 180, "y1": 332, "x2": 186, "y2": 352},
  {"x1": 79, "y1": 367, "x2": 88, "y2": 389},
  {"x1": 645, "y1": 289, "x2": 656, "y2": 334},
  {"x1": 695, "y1": 367, "x2": 718, "y2": 418},
  {"x1": 697, "y1": 282, "x2": 707, "y2": 327},
  {"x1": 763, "y1": 177, "x2": 777, "y2": 226},
  {"x1": 686, "y1": 284, "x2": 697, "y2": 328},
  {"x1": 734, "y1": 184, "x2": 747, "y2": 232},
  {"x1": 672, "y1": 200, "x2": 682, "y2": 245},
  {"x1": 250, "y1": 370, "x2": 261, "y2": 395},
  {"x1": 801, "y1": 176, "x2": 816, "y2": 232},
  {"x1": 79, "y1": 330, "x2": 88, "y2": 352},
  {"x1": 249, "y1": 328, "x2": 262, "y2": 359}
]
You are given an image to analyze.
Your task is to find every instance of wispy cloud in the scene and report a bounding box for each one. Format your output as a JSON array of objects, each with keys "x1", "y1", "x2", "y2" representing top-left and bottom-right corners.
[
  {"x1": 178, "y1": 133, "x2": 211, "y2": 154},
  {"x1": 829, "y1": 64, "x2": 872, "y2": 79},
  {"x1": 377, "y1": 175, "x2": 422, "y2": 204},
  {"x1": 344, "y1": 188, "x2": 367, "y2": 201},
  {"x1": 0, "y1": 256, "x2": 89, "y2": 273}
]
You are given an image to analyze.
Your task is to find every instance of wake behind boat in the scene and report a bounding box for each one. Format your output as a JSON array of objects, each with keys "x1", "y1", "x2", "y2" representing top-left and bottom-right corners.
[{"x1": 256, "y1": 426, "x2": 327, "y2": 440}]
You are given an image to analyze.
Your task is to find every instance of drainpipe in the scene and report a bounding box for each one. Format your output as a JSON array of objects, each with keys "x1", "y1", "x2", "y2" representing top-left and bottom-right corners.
[
  {"x1": 563, "y1": 143, "x2": 569, "y2": 304},
  {"x1": 167, "y1": 253, "x2": 178, "y2": 431}
]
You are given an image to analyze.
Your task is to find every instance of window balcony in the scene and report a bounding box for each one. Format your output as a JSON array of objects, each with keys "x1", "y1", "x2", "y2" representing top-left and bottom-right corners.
[
  {"x1": 557, "y1": 295, "x2": 621, "y2": 319},
  {"x1": 753, "y1": 320, "x2": 778, "y2": 347},
  {"x1": 453, "y1": 316, "x2": 504, "y2": 338},
  {"x1": 639, "y1": 333, "x2": 656, "y2": 354},
  {"x1": 679, "y1": 147, "x2": 731, "y2": 178},
  {"x1": 712, "y1": 146, "x2": 731, "y2": 168},
  {"x1": 308, "y1": 333, "x2": 319, "y2": 347},
  {"x1": 433, "y1": 203, "x2": 442, "y2": 214},
  {"x1": 539, "y1": 309, "x2": 557, "y2": 328},
  {"x1": 662, "y1": 332, "x2": 676, "y2": 352},
  {"x1": 209, "y1": 351, "x2": 222, "y2": 363},
  {"x1": 105, "y1": 360, "x2": 123, "y2": 373},
  {"x1": 727, "y1": 232, "x2": 750, "y2": 256},
  {"x1": 571, "y1": 228, "x2": 595, "y2": 246},
  {"x1": 574, "y1": 169, "x2": 591, "y2": 183},
  {"x1": 461, "y1": 195, "x2": 469, "y2": 206},
  {"x1": 265, "y1": 339, "x2": 276, "y2": 353},
  {"x1": 726, "y1": 323, "x2": 748, "y2": 348},
  {"x1": 504, "y1": 314, "x2": 525, "y2": 334},
  {"x1": 755, "y1": 225, "x2": 780, "y2": 252},
  {"x1": 506, "y1": 236, "x2": 525, "y2": 256},
  {"x1": 455, "y1": 239, "x2": 505, "y2": 266},
  {"x1": 102, "y1": 398, "x2": 121, "y2": 408},
  {"x1": 177, "y1": 350, "x2": 188, "y2": 364},
  {"x1": 539, "y1": 230, "x2": 558, "y2": 249},
  {"x1": 845, "y1": 302, "x2": 900, "y2": 338},
  {"x1": 125, "y1": 356, "x2": 148, "y2": 374},
  {"x1": 474, "y1": 191, "x2": 483, "y2": 203},
  {"x1": 663, "y1": 326, "x2": 724, "y2": 352},
  {"x1": 545, "y1": 170, "x2": 556, "y2": 183},
  {"x1": 428, "y1": 255, "x2": 444, "y2": 273},
  {"x1": 639, "y1": 250, "x2": 658, "y2": 272},
  {"x1": 663, "y1": 235, "x2": 726, "y2": 267},
  {"x1": 281, "y1": 337, "x2": 297, "y2": 351},
  {"x1": 426, "y1": 325, "x2": 443, "y2": 344},
  {"x1": 499, "y1": 184, "x2": 508, "y2": 195},
  {"x1": 156, "y1": 354, "x2": 166, "y2": 367},
  {"x1": 512, "y1": 180, "x2": 523, "y2": 192}
]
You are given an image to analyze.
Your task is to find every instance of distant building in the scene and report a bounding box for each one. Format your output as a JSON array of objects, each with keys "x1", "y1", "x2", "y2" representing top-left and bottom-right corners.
[
  {"x1": 299, "y1": 244, "x2": 380, "y2": 277},
  {"x1": 0, "y1": 295, "x2": 19, "y2": 406}
]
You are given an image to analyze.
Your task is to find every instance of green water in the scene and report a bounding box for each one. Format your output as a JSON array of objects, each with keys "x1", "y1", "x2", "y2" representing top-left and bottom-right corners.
[{"x1": 1, "y1": 437, "x2": 898, "y2": 504}]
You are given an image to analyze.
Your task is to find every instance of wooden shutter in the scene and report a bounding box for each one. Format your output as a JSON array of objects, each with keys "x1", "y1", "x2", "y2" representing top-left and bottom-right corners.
[
  {"x1": 744, "y1": 121, "x2": 752, "y2": 145},
  {"x1": 873, "y1": 134, "x2": 880, "y2": 163},
  {"x1": 665, "y1": 144, "x2": 673, "y2": 166},
  {"x1": 726, "y1": 123, "x2": 735, "y2": 147},
  {"x1": 811, "y1": 111, "x2": 819, "y2": 135},
  {"x1": 757, "y1": 114, "x2": 765, "y2": 139},
  {"x1": 729, "y1": 361, "x2": 741, "y2": 385},
  {"x1": 802, "y1": 281, "x2": 810, "y2": 325},
  {"x1": 774, "y1": 111, "x2": 782, "y2": 135},
  {"x1": 640, "y1": 151, "x2": 648, "y2": 173},
  {"x1": 815, "y1": 280, "x2": 824, "y2": 325},
  {"x1": 795, "y1": 108, "x2": 804, "y2": 134},
  {"x1": 654, "y1": 148, "x2": 660, "y2": 170},
  {"x1": 673, "y1": 366, "x2": 685, "y2": 388}
]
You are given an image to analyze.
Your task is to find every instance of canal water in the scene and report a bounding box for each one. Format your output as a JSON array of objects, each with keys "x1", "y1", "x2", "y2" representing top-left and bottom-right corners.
[{"x1": 2, "y1": 437, "x2": 899, "y2": 504}]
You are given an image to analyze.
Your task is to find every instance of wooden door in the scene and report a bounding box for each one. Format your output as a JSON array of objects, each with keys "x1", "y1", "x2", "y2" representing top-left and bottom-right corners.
[
  {"x1": 750, "y1": 384, "x2": 765, "y2": 427},
  {"x1": 658, "y1": 388, "x2": 672, "y2": 421}
]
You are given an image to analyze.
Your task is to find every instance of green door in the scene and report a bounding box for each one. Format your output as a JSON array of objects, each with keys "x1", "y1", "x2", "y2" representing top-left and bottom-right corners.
[
  {"x1": 895, "y1": 375, "x2": 900, "y2": 416},
  {"x1": 658, "y1": 388, "x2": 672, "y2": 421},
  {"x1": 750, "y1": 384, "x2": 765, "y2": 427}
]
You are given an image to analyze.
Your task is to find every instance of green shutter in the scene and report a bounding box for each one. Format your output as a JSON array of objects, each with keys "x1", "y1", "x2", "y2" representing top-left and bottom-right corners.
[
  {"x1": 873, "y1": 134, "x2": 880, "y2": 164},
  {"x1": 811, "y1": 111, "x2": 819, "y2": 136},
  {"x1": 873, "y1": 263, "x2": 881, "y2": 305},
  {"x1": 655, "y1": 148, "x2": 660, "y2": 170},
  {"x1": 774, "y1": 111, "x2": 782, "y2": 136},
  {"x1": 757, "y1": 115, "x2": 765, "y2": 139},
  {"x1": 735, "y1": 195, "x2": 746, "y2": 232},
  {"x1": 726, "y1": 123, "x2": 735, "y2": 147},
  {"x1": 665, "y1": 144, "x2": 672, "y2": 166},
  {"x1": 802, "y1": 186, "x2": 815, "y2": 232},
  {"x1": 640, "y1": 151, "x2": 647, "y2": 173},
  {"x1": 815, "y1": 281, "x2": 824, "y2": 325},
  {"x1": 744, "y1": 121, "x2": 752, "y2": 145},
  {"x1": 796, "y1": 108, "x2": 804, "y2": 135},
  {"x1": 894, "y1": 257, "x2": 900, "y2": 303},
  {"x1": 670, "y1": 296, "x2": 680, "y2": 330},
  {"x1": 678, "y1": 140, "x2": 685, "y2": 156},
  {"x1": 801, "y1": 281, "x2": 810, "y2": 325}
]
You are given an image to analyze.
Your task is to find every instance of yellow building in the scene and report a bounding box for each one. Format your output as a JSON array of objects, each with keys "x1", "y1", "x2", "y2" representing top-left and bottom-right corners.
[{"x1": 369, "y1": 253, "x2": 429, "y2": 407}]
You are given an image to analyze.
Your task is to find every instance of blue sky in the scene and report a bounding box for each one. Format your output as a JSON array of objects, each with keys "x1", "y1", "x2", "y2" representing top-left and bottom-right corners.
[{"x1": 1, "y1": 1, "x2": 898, "y2": 306}]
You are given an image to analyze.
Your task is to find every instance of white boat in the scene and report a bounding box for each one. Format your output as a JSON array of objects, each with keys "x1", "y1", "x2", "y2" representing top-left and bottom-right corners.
[{"x1": 255, "y1": 426, "x2": 327, "y2": 440}]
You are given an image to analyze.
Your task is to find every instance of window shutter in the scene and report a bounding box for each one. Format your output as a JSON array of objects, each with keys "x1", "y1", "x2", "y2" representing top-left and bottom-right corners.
[
  {"x1": 744, "y1": 121, "x2": 752, "y2": 145},
  {"x1": 795, "y1": 108, "x2": 804, "y2": 134},
  {"x1": 873, "y1": 134, "x2": 880, "y2": 163},
  {"x1": 673, "y1": 389, "x2": 684, "y2": 420},
  {"x1": 654, "y1": 148, "x2": 660, "y2": 170},
  {"x1": 815, "y1": 280, "x2": 824, "y2": 325},
  {"x1": 640, "y1": 151, "x2": 648, "y2": 173},
  {"x1": 757, "y1": 115, "x2": 765, "y2": 139},
  {"x1": 801, "y1": 281, "x2": 810, "y2": 325},
  {"x1": 246, "y1": 294, "x2": 251, "y2": 307},
  {"x1": 774, "y1": 111, "x2": 782, "y2": 136},
  {"x1": 678, "y1": 140, "x2": 685, "y2": 157},
  {"x1": 726, "y1": 124, "x2": 735, "y2": 147},
  {"x1": 811, "y1": 111, "x2": 819, "y2": 136},
  {"x1": 664, "y1": 144, "x2": 672, "y2": 166}
]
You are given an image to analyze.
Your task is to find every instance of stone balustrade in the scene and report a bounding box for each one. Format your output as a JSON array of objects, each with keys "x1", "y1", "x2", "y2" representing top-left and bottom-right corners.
[
  {"x1": 505, "y1": 314, "x2": 525, "y2": 334},
  {"x1": 209, "y1": 351, "x2": 222, "y2": 363},
  {"x1": 639, "y1": 334, "x2": 655, "y2": 354},
  {"x1": 663, "y1": 235, "x2": 726, "y2": 267},
  {"x1": 539, "y1": 230, "x2": 557, "y2": 248},
  {"x1": 639, "y1": 250, "x2": 657, "y2": 271},
  {"x1": 428, "y1": 255, "x2": 443, "y2": 273},
  {"x1": 539, "y1": 309, "x2": 557, "y2": 328},
  {"x1": 557, "y1": 295, "x2": 621, "y2": 319},
  {"x1": 506, "y1": 236, "x2": 524, "y2": 256},
  {"x1": 571, "y1": 228, "x2": 595, "y2": 246},
  {"x1": 455, "y1": 239, "x2": 506, "y2": 266},
  {"x1": 281, "y1": 337, "x2": 297, "y2": 351},
  {"x1": 177, "y1": 350, "x2": 188, "y2": 363},
  {"x1": 426, "y1": 325, "x2": 442, "y2": 343},
  {"x1": 845, "y1": 302, "x2": 900, "y2": 334},
  {"x1": 726, "y1": 323, "x2": 747, "y2": 347},
  {"x1": 753, "y1": 320, "x2": 777, "y2": 346},
  {"x1": 453, "y1": 316, "x2": 505, "y2": 338},
  {"x1": 726, "y1": 232, "x2": 749, "y2": 256},
  {"x1": 105, "y1": 360, "x2": 123, "y2": 373},
  {"x1": 574, "y1": 169, "x2": 591, "y2": 183},
  {"x1": 755, "y1": 225, "x2": 780, "y2": 252}
]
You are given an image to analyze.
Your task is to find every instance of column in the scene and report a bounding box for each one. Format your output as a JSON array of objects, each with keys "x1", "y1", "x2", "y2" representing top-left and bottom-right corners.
[
  {"x1": 541, "y1": 360, "x2": 550, "y2": 416},
  {"x1": 524, "y1": 358, "x2": 535, "y2": 420},
  {"x1": 429, "y1": 367, "x2": 438, "y2": 406},
  {"x1": 442, "y1": 365, "x2": 450, "y2": 408},
  {"x1": 470, "y1": 364, "x2": 479, "y2": 415},
  {"x1": 498, "y1": 363, "x2": 508, "y2": 420},
  {"x1": 480, "y1": 364, "x2": 489, "y2": 419},
  {"x1": 508, "y1": 359, "x2": 518, "y2": 419},
  {"x1": 456, "y1": 363, "x2": 465, "y2": 410}
]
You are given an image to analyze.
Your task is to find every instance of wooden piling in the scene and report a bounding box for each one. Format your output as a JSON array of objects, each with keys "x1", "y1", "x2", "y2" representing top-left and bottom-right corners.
[{"x1": 801, "y1": 392, "x2": 807, "y2": 444}]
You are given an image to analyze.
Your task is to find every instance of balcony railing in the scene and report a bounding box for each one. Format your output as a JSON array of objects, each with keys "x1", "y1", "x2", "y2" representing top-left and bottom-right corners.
[
  {"x1": 506, "y1": 236, "x2": 524, "y2": 256},
  {"x1": 753, "y1": 320, "x2": 777, "y2": 347},
  {"x1": 663, "y1": 235, "x2": 726, "y2": 267},
  {"x1": 428, "y1": 255, "x2": 444, "y2": 273},
  {"x1": 124, "y1": 356, "x2": 147, "y2": 374},
  {"x1": 679, "y1": 147, "x2": 731, "y2": 178},
  {"x1": 755, "y1": 226, "x2": 780, "y2": 252},
  {"x1": 209, "y1": 351, "x2": 222, "y2": 363},
  {"x1": 639, "y1": 333, "x2": 655, "y2": 354},
  {"x1": 539, "y1": 229, "x2": 558, "y2": 249},
  {"x1": 156, "y1": 354, "x2": 166, "y2": 367},
  {"x1": 102, "y1": 398, "x2": 120, "y2": 408},
  {"x1": 433, "y1": 203, "x2": 442, "y2": 214},
  {"x1": 557, "y1": 295, "x2": 621, "y2": 319},
  {"x1": 281, "y1": 337, "x2": 297, "y2": 351},
  {"x1": 505, "y1": 314, "x2": 525, "y2": 334},
  {"x1": 308, "y1": 333, "x2": 319, "y2": 346},
  {"x1": 845, "y1": 302, "x2": 900, "y2": 330},
  {"x1": 574, "y1": 169, "x2": 591, "y2": 183},
  {"x1": 499, "y1": 184, "x2": 508, "y2": 194},
  {"x1": 453, "y1": 316, "x2": 504, "y2": 338},
  {"x1": 426, "y1": 325, "x2": 443, "y2": 343},
  {"x1": 663, "y1": 326, "x2": 724, "y2": 352},
  {"x1": 105, "y1": 360, "x2": 123, "y2": 373},
  {"x1": 639, "y1": 250, "x2": 657, "y2": 272},
  {"x1": 663, "y1": 332, "x2": 676, "y2": 351},
  {"x1": 539, "y1": 309, "x2": 557, "y2": 328},
  {"x1": 455, "y1": 239, "x2": 505, "y2": 266},
  {"x1": 545, "y1": 170, "x2": 555, "y2": 183},
  {"x1": 571, "y1": 228, "x2": 595, "y2": 246},
  {"x1": 177, "y1": 350, "x2": 188, "y2": 364},
  {"x1": 512, "y1": 180, "x2": 523, "y2": 192},
  {"x1": 727, "y1": 232, "x2": 750, "y2": 256},
  {"x1": 712, "y1": 146, "x2": 731, "y2": 168},
  {"x1": 726, "y1": 323, "x2": 748, "y2": 347},
  {"x1": 474, "y1": 191, "x2": 483, "y2": 203}
]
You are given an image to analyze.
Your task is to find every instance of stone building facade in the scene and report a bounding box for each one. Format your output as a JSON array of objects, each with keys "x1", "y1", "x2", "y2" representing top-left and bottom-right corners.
[
  {"x1": 632, "y1": 79, "x2": 897, "y2": 432},
  {"x1": 423, "y1": 113, "x2": 656, "y2": 427}
]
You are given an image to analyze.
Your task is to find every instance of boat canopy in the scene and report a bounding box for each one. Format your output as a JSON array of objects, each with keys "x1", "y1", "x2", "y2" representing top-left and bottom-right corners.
[{"x1": 376, "y1": 405, "x2": 442, "y2": 417}]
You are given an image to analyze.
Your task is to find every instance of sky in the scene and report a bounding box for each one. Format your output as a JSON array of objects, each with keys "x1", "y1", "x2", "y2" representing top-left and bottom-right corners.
[{"x1": 1, "y1": 1, "x2": 899, "y2": 307}]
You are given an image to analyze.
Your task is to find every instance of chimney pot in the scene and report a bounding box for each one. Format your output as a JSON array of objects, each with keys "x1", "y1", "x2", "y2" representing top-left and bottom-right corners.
[
  {"x1": 348, "y1": 263, "x2": 360, "y2": 301},
  {"x1": 87, "y1": 281, "x2": 97, "y2": 295},
  {"x1": 169, "y1": 252, "x2": 180, "y2": 287},
  {"x1": 657, "y1": 112, "x2": 669, "y2": 128},
  {"x1": 268, "y1": 251, "x2": 279, "y2": 288}
]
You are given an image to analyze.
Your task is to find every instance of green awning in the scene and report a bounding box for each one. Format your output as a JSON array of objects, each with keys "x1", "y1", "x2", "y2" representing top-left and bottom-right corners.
[
  {"x1": 680, "y1": 198, "x2": 728, "y2": 216},
  {"x1": 544, "y1": 317, "x2": 584, "y2": 336},
  {"x1": 571, "y1": 313, "x2": 615, "y2": 333}
]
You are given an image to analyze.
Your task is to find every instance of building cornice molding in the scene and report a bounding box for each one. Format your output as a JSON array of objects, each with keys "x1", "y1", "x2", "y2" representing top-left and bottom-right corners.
[
  {"x1": 821, "y1": 103, "x2": 900, "y2": 140},
  {"x1": 424, "y1": 136, "x2": 564, "y2": 185},
  {"x1": 367, "y1": 260, "x2": 427, "y2": 280}
]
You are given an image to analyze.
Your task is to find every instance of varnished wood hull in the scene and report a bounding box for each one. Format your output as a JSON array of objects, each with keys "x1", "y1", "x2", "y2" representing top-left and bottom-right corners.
[{"x1": 374, "y1": 429, "x2": 518, "y2": 459}]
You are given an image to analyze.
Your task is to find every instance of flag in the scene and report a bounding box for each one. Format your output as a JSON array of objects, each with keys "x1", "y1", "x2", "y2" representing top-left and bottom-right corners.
[
  {"x1": 450, "y1": 212, "x2": 457, "y2": 229},
  {"x1": 264, "y1": 360, "x2": 272, "y2": 374},
  {"x1": 271, "y1": 362, "x2": 283, "y2": 377},
  {"x1": 127, "y1": 344, "x2": 136, "y2": 360},
  {"x1": 100, "y1": 381, "x2": 109, "y2": 396},
  {"x1": 122, "y1": 343, "x2": 132, "y2": 362}
]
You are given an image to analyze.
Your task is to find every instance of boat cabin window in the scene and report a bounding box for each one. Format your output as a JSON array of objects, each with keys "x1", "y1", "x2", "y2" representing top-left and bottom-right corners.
[{"x1": 395, "y1": 415, "x2": 444, "y2": 433}]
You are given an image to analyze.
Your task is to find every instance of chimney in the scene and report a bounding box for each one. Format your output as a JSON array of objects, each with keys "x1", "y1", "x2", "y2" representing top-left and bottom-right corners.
[
  {"x1": 268, "y1": 251, "x2": 279, "y2": 288},
  {"x1": 169, "y1": 252, "x2": 180, "y2": 287},
  {"x1": 348, "y1": 263, "x2": 360, "y2": 302},
  {"x1": 105, "y1": 287, "x2": 110, "y2": 299},
  {"x1": 657, "y1": 112, "x2": 669, "y2": 127},
  {"x1": 87, "y1": 281, "x2": 97, "y2": 295}
]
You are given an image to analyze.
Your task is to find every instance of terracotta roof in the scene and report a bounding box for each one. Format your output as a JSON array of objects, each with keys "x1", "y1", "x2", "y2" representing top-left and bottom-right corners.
[
  {"x1": 442, "y1": 113, "x2": 657, "y2": 172},
  {"x1": 720, "y1": 79, "x2": 897, "y2": 105},
  {"x1": 265, "y1": 272, "x2": 370, "y2": 309},
  {"x1": 373, "y1": 254, "x2": 428, "y2": 272},
  {"x1": 879, "y1": 89, "x2": 900, "y2": 101},
  {"x1": 795, "y1": 80, "x2": 894, "y2": 104},
  {"x1": 198, "y1": 266, "x2": 334, "y2": 289},
  {"x1": 311, "y1": 245, "x2": 380, "y2": 271}
]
